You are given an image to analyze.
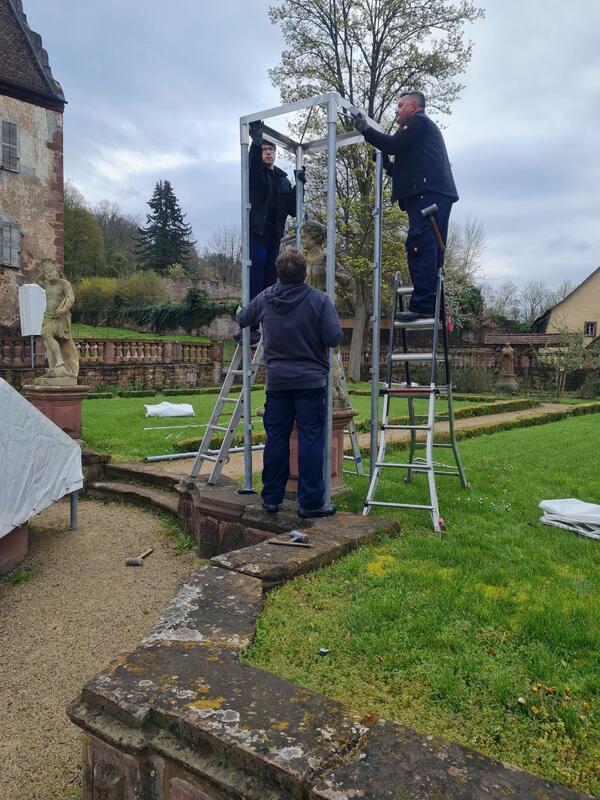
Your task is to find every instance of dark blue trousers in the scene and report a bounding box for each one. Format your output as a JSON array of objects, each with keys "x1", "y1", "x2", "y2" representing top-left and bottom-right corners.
[
  {"x1": 250, "y1": 232, "x2": 279, "y2": 309},
  {"x1": 261, "y1": 387, "x2": 326, "y2": 510},
  {"x1": 402, "y1": 192, "x2": 453, "y2": 315}
]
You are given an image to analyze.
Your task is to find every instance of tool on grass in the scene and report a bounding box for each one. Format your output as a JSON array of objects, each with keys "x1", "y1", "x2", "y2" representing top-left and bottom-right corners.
[
  {"x1": 126, "y1": 548, "x2": 154, "y2": 567},
  {"x1": 267, "y1": 530, "x2": 313, "y2": 548}
]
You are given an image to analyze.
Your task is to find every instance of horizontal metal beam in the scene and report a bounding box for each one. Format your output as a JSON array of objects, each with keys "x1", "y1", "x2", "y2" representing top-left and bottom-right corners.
[
  {"x1": 304, "y1": 129, "x2": 367, "y2": 154},
  {"x1": 241, "y1": 93, "x2": 338, "y2": 125}
]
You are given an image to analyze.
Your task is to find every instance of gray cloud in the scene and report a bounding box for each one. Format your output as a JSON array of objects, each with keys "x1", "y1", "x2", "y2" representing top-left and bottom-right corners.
[{"x1": 23, "y1": 0, "x2": 600, "y2": 288}]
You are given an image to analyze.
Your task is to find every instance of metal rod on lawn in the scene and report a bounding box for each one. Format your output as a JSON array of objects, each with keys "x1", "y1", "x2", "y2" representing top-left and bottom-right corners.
[
  {"x1": 240, "y1": 119, "x2": 253, "y2": 491},
  {"x1": 295, "y1": 145, "x2": 304, "y2": 251},
  {"x1": 323, "y1": 97, "x2": 337, "y2": 505},
  {"x1": 370, "y1": 152, "x2": 383, "y2": 478},
  {"x1": 145, "y1": 444, "x2": 265, "y2": 463}
]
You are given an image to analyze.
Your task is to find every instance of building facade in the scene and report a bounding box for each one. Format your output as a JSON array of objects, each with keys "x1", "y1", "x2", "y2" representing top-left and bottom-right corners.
[
  {"x1": 0, "y1": 0, "x2": 65, "y2": 333},
  {"x1": 533, "y1": 266, "x2": 600, "y2": 343}
]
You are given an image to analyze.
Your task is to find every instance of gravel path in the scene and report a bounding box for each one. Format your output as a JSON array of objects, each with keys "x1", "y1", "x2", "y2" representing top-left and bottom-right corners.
[{"x1": 0, "y1": 498, "x2": 197, "y2": 800}]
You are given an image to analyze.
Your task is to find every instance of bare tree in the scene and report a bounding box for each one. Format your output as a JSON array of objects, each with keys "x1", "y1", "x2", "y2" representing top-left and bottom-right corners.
[
  {"x1": 547, "y1": 279, "x2": 575, "y2": 307},
  {"x1": 203, "y1": 225, "x2": 242, "y2": 284},
  {"x1": 64, "y1": 178, "x2": 86, "y2": 211},
  {"x1": 517, "y1": 280, "x2": 551, "y2": 325},
  {"x1": 268, "y1": 0, "x2": 484, "y2": 379},
  {"x1": 486, "y1": 280, "x2": 520, "y2": 320}
]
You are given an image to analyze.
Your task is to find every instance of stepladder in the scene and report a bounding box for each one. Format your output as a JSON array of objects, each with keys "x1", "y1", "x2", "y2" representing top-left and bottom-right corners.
[
  {"x1": 190, "y1": 340, "x2": 364, "y2": 485},
  {"x1": 363, "y1": 269, "x2": 468, "y2": 531}
]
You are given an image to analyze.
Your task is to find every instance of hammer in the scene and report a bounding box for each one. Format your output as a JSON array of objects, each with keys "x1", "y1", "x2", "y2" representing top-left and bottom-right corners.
[
  {"x1": 126, "y1": 548, "x2": 154, "y2": 567},
  {"x1": 420, "y1": 204, "x2": 446, "y2": 253}
]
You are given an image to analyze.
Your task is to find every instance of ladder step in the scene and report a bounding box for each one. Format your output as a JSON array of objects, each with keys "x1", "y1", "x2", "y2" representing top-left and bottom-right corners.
[
  {"x1": 394, "y1": 318, "x2": 437, "y2": 329},
  {"x1": 382, "y1": 387, "x2": 439, "y2": 397},
  {"x1": 222, "y1": 397, "x2": 239, "y2": 403},
  {"x1": 229, "y1": 370, "x2": 244, "y2": 375},
  {"x1": 396, "y1": 286, "x2": 414, "y2": 295},
  {"x1": 383, "y1": 424, "x2": 430, "y2": 431},
  {"x1": 194, "y1": 453, "x2": 218, "y2": 462},
  {"x1": 375, "y1": 461, "x2": 432, "y2": 470},
  {"x1": 391, "y1": 353, "x2": 442, "y2": 362},
  {"x1": 365, "y1": 500, "x2": 434, "y2": 511},
  {"x1": 211, "y1": 425, "x2": 231, "y2": 432},
  {"x1": 414, "y1": 442, "x2": 454, "y2": 449}
]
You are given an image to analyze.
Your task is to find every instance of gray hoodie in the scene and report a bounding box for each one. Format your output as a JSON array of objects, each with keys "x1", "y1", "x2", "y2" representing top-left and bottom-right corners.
[{"x1": 237, "y1": 281, "x2": 343, "y2": 390}]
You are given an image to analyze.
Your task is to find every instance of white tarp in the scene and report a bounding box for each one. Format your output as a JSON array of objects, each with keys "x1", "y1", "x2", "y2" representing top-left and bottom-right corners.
[
  {"x1": 0, "y1": 378, "x2": 83, "y2": 538},
  {"x1": 539, "y1": 498, "x2": 600, "y2": 540},
  {"x1": 144, "y1": 402, "x2": 195, "y2": 418}
]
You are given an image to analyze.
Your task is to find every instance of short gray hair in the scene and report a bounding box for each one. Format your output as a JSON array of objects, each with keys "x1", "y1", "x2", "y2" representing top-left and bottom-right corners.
[{"x1": 400, "y1": 91, "x2": 425, "y2": 109}]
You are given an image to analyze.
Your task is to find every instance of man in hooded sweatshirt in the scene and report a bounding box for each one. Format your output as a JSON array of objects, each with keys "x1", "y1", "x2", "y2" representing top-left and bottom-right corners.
[{"x1": 236, "y1": 247, "x2": 342, "y2": 519}]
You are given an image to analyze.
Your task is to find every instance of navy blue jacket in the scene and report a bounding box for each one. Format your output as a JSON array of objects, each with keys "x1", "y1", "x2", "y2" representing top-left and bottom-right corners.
[
  {"x1": 237, "y1": 281, "x2": 342, "y2": 390},
  {"x1": 364, "y1": 112, "x2": 458, "y2": 209},
  {"x1": 249, "y1": 142, "x2": 297, "y2": 240}
]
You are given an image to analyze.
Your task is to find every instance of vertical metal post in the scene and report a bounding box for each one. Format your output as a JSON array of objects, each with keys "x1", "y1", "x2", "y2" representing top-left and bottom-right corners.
[
  {"x1": 323, "y1": 97, "x2": 337, "y2": 505},
  {"x1": 370, "y1": 153, "x2": 383, "y2": 477},
  {"x1": 70, "y1": 491, "x2": 78, "y2": 531},
  {"x1": 30, "y1": 334, "x2": 35, "y2": 370},
  {"x1": 239, "y1": 120, "x2": 255, "y2": 492},
  {"x1": 295, "y1": 145, "x2": 304, "y2": 251}
]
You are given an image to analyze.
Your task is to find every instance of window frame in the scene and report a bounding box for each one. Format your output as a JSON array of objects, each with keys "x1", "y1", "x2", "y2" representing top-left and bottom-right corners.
[
  {"x1": 583, "y1": 321, "x2": 597, "y2": 337},
  {"x1": 1, "y1": 118, "x2": 20, "y2": 173}
]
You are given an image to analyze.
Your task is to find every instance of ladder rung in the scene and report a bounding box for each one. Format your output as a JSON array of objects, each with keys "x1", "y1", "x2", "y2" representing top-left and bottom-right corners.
[
  {"x1": 396, "y1": 286, "x2": 414, "y2": 295},
  {"x1": 195, "y1": 453, "x2": 218, "y2": 462},
  {"x1": 375, "y1": 461, "x2": 431, "y2": 470},
  {"x1": 382, "y1": 388, "x2": 438, "y2": 397},
  {"x1": 434, "y1": 470, "x2": 460, "y2": 476},
  {"x1": 391, "y1": 353, "x2": 442, "y2": 362},
  {"x1": 394, "y1": 318, "x2": 437, "y2": 329},
  {"x1": 229, "y1": 370, "x2": 243, "y2": 375},
  {"x1": 383, "y1": 424, "x2": 430, "y2": 431},
  {"x1": 365, "y1": 500, "x2": 434, "y2": 511},
  {"x1": 222, "y1": 397, "x2": 239, "y2": 403},
  {"x1": 211, "y1": 425, "x2": 231, "y2": 432},
  {"x1": 414, "y1": 442, "x2": 454, "y2": 449}
]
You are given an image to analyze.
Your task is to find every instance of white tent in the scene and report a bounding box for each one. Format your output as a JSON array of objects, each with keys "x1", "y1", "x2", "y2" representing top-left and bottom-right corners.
[{"x1": 0, "y1": 378, "x2": 83, "y2": 538}]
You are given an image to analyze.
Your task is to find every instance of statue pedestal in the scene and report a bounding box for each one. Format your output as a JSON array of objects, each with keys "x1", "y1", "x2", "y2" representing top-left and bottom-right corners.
[
  {"x1": 286, "y1": 407, "x2": 358, "y2": 496},
  {"x1": 0, "y1": 523, "x2": 28, "y2": 576},
  {"x1": 495, "y1": 374, "x2": 519, "y2": 393},
  {"x1": 24, "y1": 384, "x2": 90, "y2": 439}
]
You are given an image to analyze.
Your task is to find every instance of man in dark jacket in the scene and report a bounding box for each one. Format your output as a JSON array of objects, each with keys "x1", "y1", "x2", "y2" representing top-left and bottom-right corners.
[
  {"x1": 237, "y1": 248, "x2": 342, "y2": 519},
  {"x1": 352, "y1": 92, "x2": 458, "y2": 320}
]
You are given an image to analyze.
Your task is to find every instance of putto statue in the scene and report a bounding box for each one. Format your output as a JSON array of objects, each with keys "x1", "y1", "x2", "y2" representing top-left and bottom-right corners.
[{"x1": 35, "y1": 258, "x2": 79, "y2": 384}]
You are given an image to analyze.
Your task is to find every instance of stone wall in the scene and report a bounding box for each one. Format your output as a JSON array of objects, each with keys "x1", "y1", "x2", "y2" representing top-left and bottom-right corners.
[{"x1": 0, "y1": 93, "x2": 63, "y2": 332}]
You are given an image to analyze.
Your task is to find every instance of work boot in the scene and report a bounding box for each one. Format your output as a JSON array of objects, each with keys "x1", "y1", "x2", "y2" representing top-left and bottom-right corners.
[
  {"x1": 297, "y1": 503, "x2": 337, "y2": 519},
  {"x1": 233, "y1": 329, "x2": 261, "y2": 346},
  {"x1": 395, "y1": 310, "x2": 433, "y2": 322},
  {"x1": 262, "y1": 502, "x2": 280, "y2": 514}
]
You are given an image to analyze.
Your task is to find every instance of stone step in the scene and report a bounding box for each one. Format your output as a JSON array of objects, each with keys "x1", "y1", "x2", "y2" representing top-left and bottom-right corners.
[
  {"x1": 86, "y1": 481, "x2": 179, "y2": 517},
  {"x1": 104, "y1": 462, "x2": 182, "y2": 490}
]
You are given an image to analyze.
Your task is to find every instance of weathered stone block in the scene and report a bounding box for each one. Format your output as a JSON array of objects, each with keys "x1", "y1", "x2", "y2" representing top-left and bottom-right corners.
[
  {"x1": 169, "y1": 777, "x2": 214, "y2": 800},
  {"x1": 144, "y1": 565, "x2": 263, "y2": 651},
  {"x1": 311, "y1": 719, "x2": 593, "y2": 799}
]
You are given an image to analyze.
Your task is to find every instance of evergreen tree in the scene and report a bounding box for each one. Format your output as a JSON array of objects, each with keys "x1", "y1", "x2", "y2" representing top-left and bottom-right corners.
[{"x1": 136, "y1": 180, "x2": 195, "y2": 272}]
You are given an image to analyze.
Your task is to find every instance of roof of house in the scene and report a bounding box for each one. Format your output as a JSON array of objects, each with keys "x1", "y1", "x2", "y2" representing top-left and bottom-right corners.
[
  {"x1": 0, "y1": 0, "x2": 65, "y2": 110},
  {"x1": 484, "y1": 332, "x2": 562, "y2": 346},
  {"x1": 531, "y1": 265, "x2": 600, "y2": 332}
]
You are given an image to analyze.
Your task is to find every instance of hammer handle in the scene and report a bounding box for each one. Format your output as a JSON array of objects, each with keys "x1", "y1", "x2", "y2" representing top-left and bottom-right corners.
[{"x1": 429, "y1": 218, "x2": 446, "y2": 253}]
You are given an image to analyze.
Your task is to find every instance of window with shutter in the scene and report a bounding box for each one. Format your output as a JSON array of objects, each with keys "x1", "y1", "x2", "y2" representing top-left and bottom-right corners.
[
  {"x1": 0, "y1": 221, "x2": 22, "y2": 268},
  {"x1": 1, "y1": 120, "x2": 19, "y2": 172}
]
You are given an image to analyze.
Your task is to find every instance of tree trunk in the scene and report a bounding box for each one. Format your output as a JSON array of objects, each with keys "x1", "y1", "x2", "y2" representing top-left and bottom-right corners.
[{"x1": 347, "y1": 283, "x2": 368, "y2": 382}]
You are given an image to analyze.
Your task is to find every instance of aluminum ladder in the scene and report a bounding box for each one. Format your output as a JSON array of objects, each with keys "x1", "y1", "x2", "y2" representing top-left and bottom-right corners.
[
  {"x1": 190, "y1": 339, "x2": 264, "y2": 484},
  {"x1": 363, "y1": 269, "x2": 467, "y2": 531}
]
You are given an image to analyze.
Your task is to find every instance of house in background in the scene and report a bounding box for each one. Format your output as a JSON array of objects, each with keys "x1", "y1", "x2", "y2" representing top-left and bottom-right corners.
[
  {"x1": 532, "y1": 265, "x2": 600, "y2": 342},
  {"x1": 0, "y1": 0, "x2": 65, "y2": 333}
]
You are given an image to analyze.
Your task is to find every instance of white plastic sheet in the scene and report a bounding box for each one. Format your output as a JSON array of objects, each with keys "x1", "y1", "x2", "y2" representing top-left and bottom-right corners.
[
  {"x1": 0, "y1": 378, "x2": 83, "y2": 538},
  {"x1": 539, "y1": 498, "x2": 600, "y2": 540},
  {"x1": 18, "y1": 283, "x2": 46, "y2": 336},
  {"x1": 144, "y1": 402, "x2": 195, "y2": 418}
]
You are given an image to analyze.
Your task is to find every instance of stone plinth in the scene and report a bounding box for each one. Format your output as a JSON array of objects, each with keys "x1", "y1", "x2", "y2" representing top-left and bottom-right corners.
[
  {"x1": 0, "y1": 522, "x2": 28, "y2": 575},
  {"x1": 24, "y1": 384, "x2": 90, "y2": 439},
  {"x1": 287, "y1": 406, "x2": 358, "y2": 495}
]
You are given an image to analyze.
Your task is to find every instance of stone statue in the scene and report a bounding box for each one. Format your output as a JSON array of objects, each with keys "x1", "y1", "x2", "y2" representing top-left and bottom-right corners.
[
  {"x1": 35, "y1": 258, "x2": 79, "y2": 384},
  {"x1": 301, "y1": 220, "x2": 354, "y2": 409},
  {"x1": 496, "y1": 342, "x2": 518, "y2": 392}
]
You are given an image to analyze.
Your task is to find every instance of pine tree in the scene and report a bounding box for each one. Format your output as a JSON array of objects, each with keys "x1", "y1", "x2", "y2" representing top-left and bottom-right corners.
[{"x1": 136, "y1": 180, "x2": 195, "y2": 272}]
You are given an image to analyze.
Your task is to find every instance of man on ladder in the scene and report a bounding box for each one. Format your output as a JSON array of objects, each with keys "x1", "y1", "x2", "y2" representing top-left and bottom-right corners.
[{"x1": 351, "y1": 91, "x2": 458, "y2": 320}]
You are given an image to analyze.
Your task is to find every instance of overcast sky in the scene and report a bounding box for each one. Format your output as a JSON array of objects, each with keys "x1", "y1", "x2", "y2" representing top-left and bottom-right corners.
[{"x1": 22, "y1": 0, "x2": 600, "y2": 290}]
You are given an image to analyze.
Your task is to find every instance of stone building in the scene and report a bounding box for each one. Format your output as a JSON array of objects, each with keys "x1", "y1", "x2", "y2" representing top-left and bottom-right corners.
[
  {"x1": 532, "y1": 265, "x2": 600, "y2": 342},
  {"x1": 0, "y1": 0, "x2": 65, "y2": 334}
]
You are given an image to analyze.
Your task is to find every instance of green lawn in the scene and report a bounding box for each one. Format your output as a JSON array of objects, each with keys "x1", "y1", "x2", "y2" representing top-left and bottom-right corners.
[
  {"x1": 72, "y1": 323, "x2": 211, "y2": 342},
  {"x1": 82, "y1": 391, "x2": 474, "y2": 461},
  {"x1": 244, "y1": 415, "x2": 600, "y2": 796}
]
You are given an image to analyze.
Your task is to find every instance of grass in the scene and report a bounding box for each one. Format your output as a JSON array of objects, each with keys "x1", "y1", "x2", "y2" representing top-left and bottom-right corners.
[
  {"x1": 0, "y1": 565, "x2": 31, "y2": 586},
  {"x1": 244, "y1": 414, "x2": 600, "y2": 796},
  {"x1": 81, "y1": 391, "x2": 476, "y2": 461},
  {"x1": 72, "y1": 323, "x2": 211, "y2": 342}
]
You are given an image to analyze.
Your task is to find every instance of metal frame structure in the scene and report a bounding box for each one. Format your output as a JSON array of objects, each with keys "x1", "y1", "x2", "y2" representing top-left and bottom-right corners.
[{"x1": 238, "y1": 93, "x2": 382, "y2": 502}]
